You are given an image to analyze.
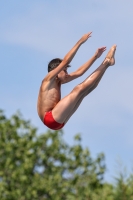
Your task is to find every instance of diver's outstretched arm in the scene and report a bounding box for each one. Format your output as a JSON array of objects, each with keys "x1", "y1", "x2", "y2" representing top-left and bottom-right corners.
[
  {"x1": 45, "y1": 32, "x2": 92, "y2": 81},
  {"x1": 63, "y1": 47, "x2": 106, "y2": 83}
]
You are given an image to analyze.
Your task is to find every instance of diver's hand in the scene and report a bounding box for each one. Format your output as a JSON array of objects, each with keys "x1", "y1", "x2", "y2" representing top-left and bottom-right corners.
[
  {"x1": 95, "y1": 47, "x2": 106, "y2": 58},
  {"x1": 80, "y1": 32, "x2": 92, "y2": 44}
]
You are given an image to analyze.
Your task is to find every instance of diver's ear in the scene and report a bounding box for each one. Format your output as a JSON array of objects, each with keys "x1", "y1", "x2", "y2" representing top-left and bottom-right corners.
[{"x1": 56, "y1": 75, "x2": 59, "y2": 80}]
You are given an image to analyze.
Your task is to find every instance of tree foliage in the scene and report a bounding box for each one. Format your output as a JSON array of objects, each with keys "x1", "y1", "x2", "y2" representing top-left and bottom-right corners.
[{"x1": 0, "y1": 110, "x2": 133, "y2": 200}]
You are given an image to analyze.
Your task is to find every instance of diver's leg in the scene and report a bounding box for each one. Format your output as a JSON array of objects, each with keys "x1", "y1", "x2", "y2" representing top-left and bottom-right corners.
[
  {"x1": 52, "y1": 45, "x2": 116, "y2": 123},
  {"x1": 64, "y1": 73, "x2": 105, "y2": 124}
]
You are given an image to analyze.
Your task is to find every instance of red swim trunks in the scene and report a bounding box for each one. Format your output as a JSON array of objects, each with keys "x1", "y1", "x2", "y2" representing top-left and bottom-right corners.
[{"x1": 43, "y1": 111, "x2": 64, "y2": 130}]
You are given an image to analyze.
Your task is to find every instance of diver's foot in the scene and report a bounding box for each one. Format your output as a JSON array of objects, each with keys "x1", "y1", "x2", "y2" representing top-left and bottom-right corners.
[{"x1": 103, "y1": 45, "x2": 117, "y2": 66}]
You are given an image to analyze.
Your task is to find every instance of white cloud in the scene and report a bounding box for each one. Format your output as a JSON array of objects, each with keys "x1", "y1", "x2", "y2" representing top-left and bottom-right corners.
[{"x1": 0, "y1": 0, "x2": 133, "y2": 56}]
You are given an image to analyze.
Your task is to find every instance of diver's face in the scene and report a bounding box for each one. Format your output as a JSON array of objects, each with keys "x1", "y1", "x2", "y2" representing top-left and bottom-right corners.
[{"x1": 58, "y1": 68, "x2": 68, "y2": 82}]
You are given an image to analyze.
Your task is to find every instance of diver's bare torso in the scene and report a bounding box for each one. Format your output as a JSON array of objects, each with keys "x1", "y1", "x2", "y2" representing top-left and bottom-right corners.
[{"x1": 37, "y1": 77, "x2": 61, "y2": 121}]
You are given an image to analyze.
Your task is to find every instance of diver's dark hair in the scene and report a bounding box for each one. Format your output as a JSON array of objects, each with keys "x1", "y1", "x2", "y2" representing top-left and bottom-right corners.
[{"x1": 48, "y1": 58, "x2": 71, "y2": 72}]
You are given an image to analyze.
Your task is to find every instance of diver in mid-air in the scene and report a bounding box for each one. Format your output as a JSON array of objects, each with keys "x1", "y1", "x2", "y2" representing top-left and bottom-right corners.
[{"x1": 37, "y1": 32, "x2": 116, "y2": 130}]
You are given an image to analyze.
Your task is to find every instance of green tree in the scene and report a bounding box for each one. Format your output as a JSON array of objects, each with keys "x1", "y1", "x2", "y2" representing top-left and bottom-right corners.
[
  {"x1": 0, "y1": 110, "x2": 106, "y2": 200},
  {"x1": 113, "y1": 173, "x2": 133, "y2": 200},
  {"x1": 1, "y1": 110, "x2": 133, "y2": 200}
]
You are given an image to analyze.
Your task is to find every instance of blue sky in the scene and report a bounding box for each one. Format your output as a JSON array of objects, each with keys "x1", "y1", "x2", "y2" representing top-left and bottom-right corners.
[{"x1": 0, "y1": 0, "x2": 133, "y2": 182}]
